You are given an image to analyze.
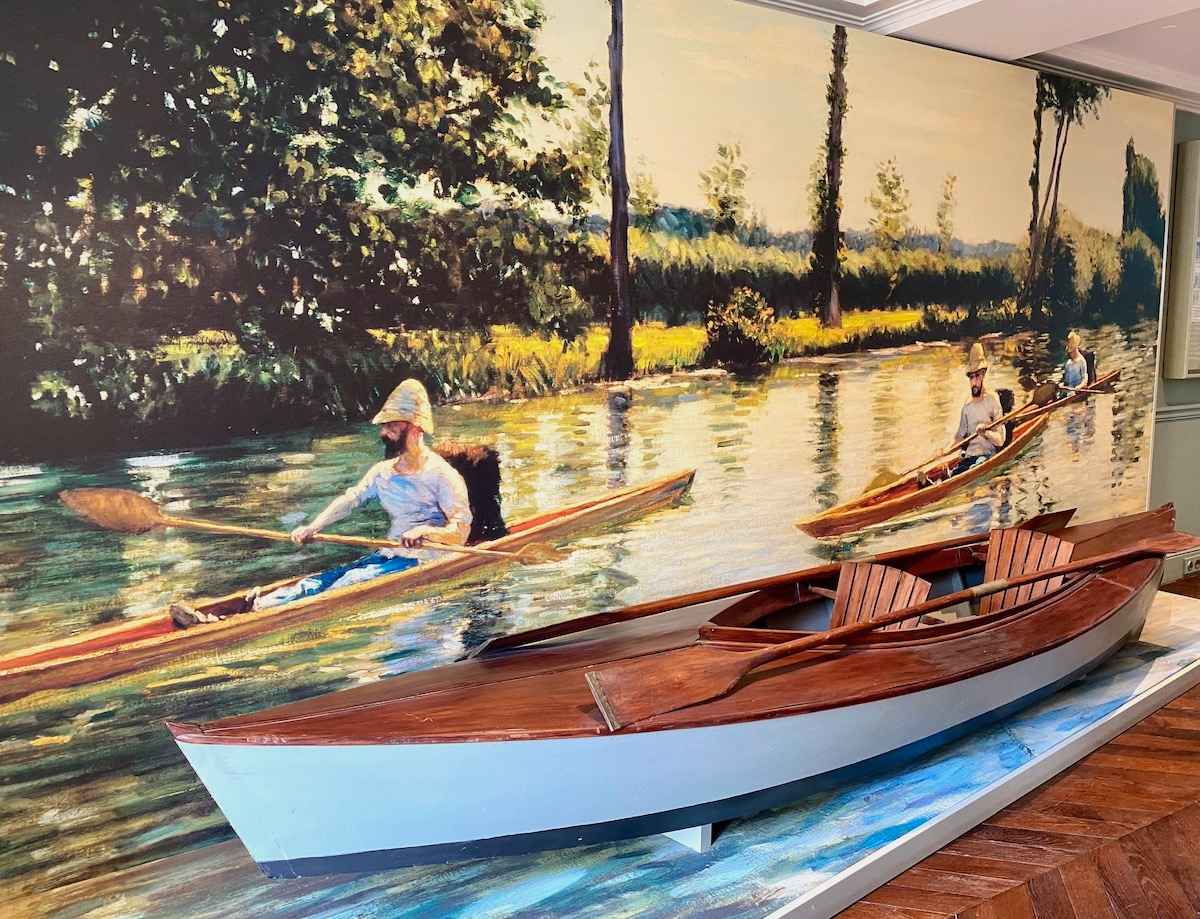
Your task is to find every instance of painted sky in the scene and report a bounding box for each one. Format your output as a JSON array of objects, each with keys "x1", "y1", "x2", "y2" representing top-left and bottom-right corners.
[{"x1": 533, "y1": 0, "x2": 1174, "y2": 243}]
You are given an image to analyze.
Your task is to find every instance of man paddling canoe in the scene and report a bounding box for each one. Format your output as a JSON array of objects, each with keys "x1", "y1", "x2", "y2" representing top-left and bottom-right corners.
[
  {"x1": 171, "y1": 379, "x2": 471, "y2": 625},
  {"x1": 1062, "y1": 331, "x2": 1090, "y2": 389},
  {"x1": 947, "y1": 342, "x2": 1004, "y2": 477}
]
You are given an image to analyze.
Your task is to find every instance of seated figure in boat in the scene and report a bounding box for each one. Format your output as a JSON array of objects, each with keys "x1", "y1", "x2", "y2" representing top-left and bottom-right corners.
[
  {"x1": 171, "y1": 379, "x2": 471, "y2": 625},
  {"x1": 1061, "y1": 330, "x2": 1094, "y2": 390},
  {"x1": 948, "y1": 342, "x2": 1004, "y2": 477}
]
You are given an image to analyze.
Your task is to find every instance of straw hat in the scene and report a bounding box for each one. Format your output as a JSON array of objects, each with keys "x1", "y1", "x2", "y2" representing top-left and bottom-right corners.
[
  {"x1": 372, "y1": 379, "x2": 435, "y2": 433},
  {"x1": 965, "y1": 342, "x2": 988, "y2": 376},
  {"x1": 1066, "y1": 331, "x2": 1082, "y2": 350}
]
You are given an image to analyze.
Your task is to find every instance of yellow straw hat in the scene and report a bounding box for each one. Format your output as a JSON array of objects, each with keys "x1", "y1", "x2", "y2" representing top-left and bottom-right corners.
[
  {"x1": 965, "y1": 342, "x2": 988, "y2": 376},
  {"x1": 1066, "y1": 331, "x2": 1082, "y2": 350},
  {"x1": 372, "y1": 379, "x2": 435, "y2": 433}
]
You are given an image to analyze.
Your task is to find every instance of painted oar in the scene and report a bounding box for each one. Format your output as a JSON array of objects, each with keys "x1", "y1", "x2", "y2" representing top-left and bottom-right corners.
[
  {"x1": 584, "y1": 532, "x2": 1198, "y2": 732},
  {"x1": 58, "y1": 488, "x2": 566, "y2": 565}
]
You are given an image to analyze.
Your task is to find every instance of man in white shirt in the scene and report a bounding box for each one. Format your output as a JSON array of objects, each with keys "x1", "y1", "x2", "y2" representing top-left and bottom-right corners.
[
  {"x1": 173, "y1": 379, "x2": 471, "y2": 624},
  {"x1": 1062, "y1": 331, "x2": 1088, "y2": 389},
  {"x1": 254, "y1": 377, "x2": 472, "y2": 609}
]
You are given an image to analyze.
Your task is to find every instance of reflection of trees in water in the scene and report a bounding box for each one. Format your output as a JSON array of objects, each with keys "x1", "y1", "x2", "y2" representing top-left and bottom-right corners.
[
  {"x1": 1063, "y1": 403, "x2": 1096, "y2": 455},
  {"x1": 1009, "y1": 331, "x2": 1055, "y2": 390},
  {"x1": 1105, "y1": 322, "x2": 1155, "y2": 481},
  {"x1": 812, "y1": 372, "x2": 840, "y2": 512},
  {"x1": 453, "y1": 590, "x2": 510, "y2": 655},
  {"x1": 606, "y1": 388, "x2": 632, "y2": 489},
  {"x1": 707, "y1": 375, "x2": 768, "y2": 489}
]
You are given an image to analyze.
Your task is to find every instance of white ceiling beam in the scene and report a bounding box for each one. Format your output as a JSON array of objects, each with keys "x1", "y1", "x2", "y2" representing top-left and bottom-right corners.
[{"x1": 891, "y1": 0, "x2": 1200, "y2": 61}]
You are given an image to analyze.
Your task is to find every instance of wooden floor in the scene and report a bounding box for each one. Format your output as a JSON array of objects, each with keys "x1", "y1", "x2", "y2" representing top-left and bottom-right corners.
[{"x1": 838, "y1": 579, "x2": 1200, "y2": 919}]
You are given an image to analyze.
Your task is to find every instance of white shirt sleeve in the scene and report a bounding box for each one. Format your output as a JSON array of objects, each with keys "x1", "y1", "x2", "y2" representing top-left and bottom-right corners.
[
  {"x1": 311, "y1": 463, "x2": 382, "y2": 530},
  {"x1": 436, "y1": 463, "x2": 473, "y2": 531}
]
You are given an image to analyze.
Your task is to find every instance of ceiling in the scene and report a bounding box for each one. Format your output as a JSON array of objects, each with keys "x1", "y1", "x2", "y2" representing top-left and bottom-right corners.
[{"x1": 745, "y1": 0, "x2": 1200, "y2": 111}]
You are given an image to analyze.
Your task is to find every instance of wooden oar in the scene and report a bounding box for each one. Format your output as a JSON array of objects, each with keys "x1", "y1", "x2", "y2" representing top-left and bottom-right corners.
[
  {"x1": 58, "y1": 488, "x2": 566, "y2": 565},
  {"x1": 584, "y1": 532, "x2": 1197, "y2": 732}
]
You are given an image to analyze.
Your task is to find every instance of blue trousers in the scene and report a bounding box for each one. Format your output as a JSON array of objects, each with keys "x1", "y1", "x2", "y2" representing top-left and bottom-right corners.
[
  {"x1": 254, "y1": 550, "x2": 420, "y2": 610},
  {"x1": 950, "y1": 454, "x2": 987, "y2": 477}
]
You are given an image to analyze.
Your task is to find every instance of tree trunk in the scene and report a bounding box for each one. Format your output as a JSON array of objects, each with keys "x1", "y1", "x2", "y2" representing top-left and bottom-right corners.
[
  {"x1": 602, "y1": 0, "x2": 634, "y2": 381},
  {"x1": 1019, "y1": 94, "x2": 1044, "y2": 311},
  {"x1": 1027, "y1": 116, "x2": 1067, "y2": 322},
  {"x1": 812, "y1": 24, "x2": 848, "y2": 329}
]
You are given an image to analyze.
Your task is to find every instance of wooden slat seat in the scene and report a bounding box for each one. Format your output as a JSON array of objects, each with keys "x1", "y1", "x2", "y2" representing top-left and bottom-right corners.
[
  {"x1": 829, "y1": 563, "x2": 933, "y2": 631},
  {"x1": 979, "y1": 527, "x2": 1075, "y2": 615}
]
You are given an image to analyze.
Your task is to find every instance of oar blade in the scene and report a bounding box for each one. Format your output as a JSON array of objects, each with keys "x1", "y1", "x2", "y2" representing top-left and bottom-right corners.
[
  {"x1": 585, "y1": 644, "x2": 756, "y2": 732},
  {"x1": 510, "y1": 542, "x2": 569, "y2": 565},
  {"x1": 1030, "y1": 381, "x2": 1059, "y2": 406},
  {"x1": 59, "y1": 488, "x2": 165, "y2": 534},
  {"x1": 864, "y1": 468, "x2": 899, "y2": 492}
]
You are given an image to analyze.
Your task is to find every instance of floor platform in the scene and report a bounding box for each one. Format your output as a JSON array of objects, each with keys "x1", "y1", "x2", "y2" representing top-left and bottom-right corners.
[{"x1": 837, "y1": 683, "x2": 1200, "y2": 918}]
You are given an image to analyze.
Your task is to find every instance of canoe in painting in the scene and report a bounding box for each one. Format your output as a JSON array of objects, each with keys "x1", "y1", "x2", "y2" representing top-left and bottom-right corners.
[
  {"x1": 796, "y1": 369, "x2": 1121, "y2": 539},
  {"x1": 0, "y1": 468, "x2": 695, "y2": 705},
  {"x1": 167, "y1": 505, "x2": 1176, "y2": 877}
]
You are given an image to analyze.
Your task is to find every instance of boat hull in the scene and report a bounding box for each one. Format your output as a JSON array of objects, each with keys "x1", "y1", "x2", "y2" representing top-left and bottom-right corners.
[
  {"x1": 172, "y1": 559, "x2": 1159, "y2": 877},
  {"x1": 0, "y1": 469, "x2": 695, "y2": 705},
  {"x1": 796, "y1": 414, "x2": 1048, "y2": 539}
]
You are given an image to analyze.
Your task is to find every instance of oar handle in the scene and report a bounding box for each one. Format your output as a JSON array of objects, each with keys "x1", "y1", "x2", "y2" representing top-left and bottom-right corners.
[
  {"x1": 745, "y1": 540, "x2": 1169, "y2": 670},
  {"x1": 159, "y1": 515, "x2": 516, "y2": 561}
]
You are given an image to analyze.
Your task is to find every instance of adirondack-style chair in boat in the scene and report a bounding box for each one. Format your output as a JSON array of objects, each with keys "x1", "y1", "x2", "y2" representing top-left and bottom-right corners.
[
  {"x1": 978, "y1": 527, "x2": 1075, "y2": 615},
  {"x1": 828, "y1": 563, "x2": 933, "y2": 631}
]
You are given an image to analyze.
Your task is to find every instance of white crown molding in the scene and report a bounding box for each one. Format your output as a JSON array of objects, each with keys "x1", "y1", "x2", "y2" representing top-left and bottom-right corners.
[
  {"x1": 865, "y1": 0, "x2": 982, "y2": 34},
  {"x1": 737, "y1": 0, "x2": 982, "y2": 31},
  {"x1": 738, "y1": 0, "x2": 864, "y2": 27},
  {"x1": 1156, "y1": 401, "x2": 1200, "y2": 423},
  {"x1": 1028, "y1": 50, "x2": 1200, "y2": 112},
  {"x1": 737, "y1": 0, "x2": 1200, "y2": 112}
]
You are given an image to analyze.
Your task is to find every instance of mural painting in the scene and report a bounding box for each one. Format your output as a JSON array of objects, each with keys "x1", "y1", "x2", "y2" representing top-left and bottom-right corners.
[{"x1": 0, "y1": 0, "x2": 1176, "y2": 912}]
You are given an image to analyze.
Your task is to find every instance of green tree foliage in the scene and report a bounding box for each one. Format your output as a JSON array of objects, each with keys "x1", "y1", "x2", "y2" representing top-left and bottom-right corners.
[
  {"x1": 1045, "y1": 234, "x2": 1079, "y2": 320},
  {"x1": 629, "y1": 172, "x2": 660, "y2": 228},
  {"x1": 566, "y1": 60, "x2": 612, "y2": 201},
  {"x1": 936, "y1": 174, "x2": 957, "y2": 255},
  {"x1": 1022, "y1": 73, "x2": 1109, "y2": 321},
  {"x1": 1122, "y1": 138, "x2": 1166, "y2": 248},
  {"x1": 867, "y1": 158, "x2": 911, "y2": 301},
  {"x1": 703, "y1": 286, "x2": 775, "y2": 367},
  {"x1": 1117, "y1": 229, "x2": 1162, "y2": 314},
  {"x1": 810, "y1": 24, "x2": 849, "y2": 328},
  {"x1": 699, "y1": 143, "x2": 749, "y2": 235},
  {"x1": 0, "y1": 0, "x2": 590, "y2": 442}
]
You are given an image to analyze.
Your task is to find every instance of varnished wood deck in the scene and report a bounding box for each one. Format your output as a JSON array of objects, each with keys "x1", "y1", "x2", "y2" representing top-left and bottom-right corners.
[{"x1": 838, "y1": 578, "x2": 1200, "y2": 919}]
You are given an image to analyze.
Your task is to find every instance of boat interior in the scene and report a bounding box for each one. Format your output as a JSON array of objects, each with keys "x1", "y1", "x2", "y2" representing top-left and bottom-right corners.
[{"x1": 701, "y1": 527, "x2": 1079, "y2": 646}]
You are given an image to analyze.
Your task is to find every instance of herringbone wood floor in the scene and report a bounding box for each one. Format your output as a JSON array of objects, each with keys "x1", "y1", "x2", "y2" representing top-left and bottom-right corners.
[{"x1": 838, "y1": 579, "x2": 1200, "y2": 919}]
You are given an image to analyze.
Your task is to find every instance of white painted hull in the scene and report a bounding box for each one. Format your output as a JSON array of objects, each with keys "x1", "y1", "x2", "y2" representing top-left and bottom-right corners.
[{"x1": 173, "y1": 577, "x2": 1154, "y2": 876}]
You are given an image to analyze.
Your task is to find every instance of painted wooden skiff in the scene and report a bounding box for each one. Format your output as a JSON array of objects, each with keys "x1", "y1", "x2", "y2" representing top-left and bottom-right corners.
[
  {"x1": 0, "y1": 468, "x2": 695, "y2": 705},
  {"x1": 796, "y1": 370, "x2": 1120, "y2": 538},
  {"x1": 168, "y1": 506, "x2": 1176, "y2": 877}
]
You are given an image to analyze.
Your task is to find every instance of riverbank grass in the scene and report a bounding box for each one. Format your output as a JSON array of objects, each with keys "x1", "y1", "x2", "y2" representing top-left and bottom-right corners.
[{"x1": 373, "y1": 308, "x2": 927, "y2": 398}]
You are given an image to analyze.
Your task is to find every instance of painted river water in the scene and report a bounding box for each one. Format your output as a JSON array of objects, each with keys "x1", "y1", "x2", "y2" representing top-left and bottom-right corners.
[{"x1": 0, "y1": 320, "x2": 1158, "y2": 910}]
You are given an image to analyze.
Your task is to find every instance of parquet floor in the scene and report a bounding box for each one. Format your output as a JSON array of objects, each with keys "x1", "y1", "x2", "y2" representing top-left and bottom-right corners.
[{"x1": 838, "y1": 579, "x2": 1200, "y2": 919}]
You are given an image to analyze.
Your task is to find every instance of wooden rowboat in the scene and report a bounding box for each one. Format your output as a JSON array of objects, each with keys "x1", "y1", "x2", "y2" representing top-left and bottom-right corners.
[
  {"x1": 0, "y1": 468, "x2": 695, "y2": 705},
  {"x1": 167, "y1": 505, "x2": 1186, "y2": 877},
  {"x1": 796, "y1": 369, "x2": 1121, "y2": 539}
]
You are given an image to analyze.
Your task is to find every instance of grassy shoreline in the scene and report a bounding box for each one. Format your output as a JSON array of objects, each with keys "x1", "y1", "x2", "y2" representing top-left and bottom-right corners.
[{"x1": 13, "y1": 308, "x2": 980, "y2": 462}]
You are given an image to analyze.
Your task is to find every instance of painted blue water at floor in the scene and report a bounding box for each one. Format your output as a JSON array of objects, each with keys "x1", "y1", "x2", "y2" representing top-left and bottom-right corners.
[{"x1": 42, "y1": 615, "x2": 1200, "y2": 919}]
